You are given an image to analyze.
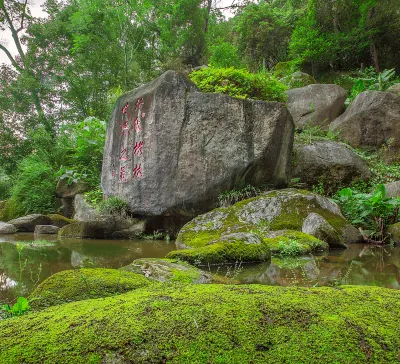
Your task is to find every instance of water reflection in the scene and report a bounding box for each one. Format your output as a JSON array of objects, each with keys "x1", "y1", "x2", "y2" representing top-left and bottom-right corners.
[
  {"x1": 0, "y1": 233, "x2": 176, "y2": 302},
  {"x1": 1, "y1": 234, "x2": 400, "y2": 304}
]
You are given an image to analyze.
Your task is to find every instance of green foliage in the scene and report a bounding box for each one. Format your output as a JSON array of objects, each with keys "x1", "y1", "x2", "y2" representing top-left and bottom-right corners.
[
  {"x1": 334, "y1": 184, "x2": 400, "y2": 241},
  {"x1": 277, "y1": 239, "x2": 306, "y2": 257},
  {"x1": 342, "y1": 67, "x2": 398, "y2": 104},
  {"x1": 294, "y1": 124, "x2": 340, "y2": 145},
  {"x1": 0, "y1": 168, "x2": 11, "y2": 200},
  {"x1": 97, "y1": 197, "x2": 129, "y2": 216},
  {"x1": 1, "y1": 297, "x2": 31, "y2": 318},
  {"x1": 10, "y1": 155, "x2": 57, "y2": 215},
  {"x1": 218, "y1": 184, "x2": 261, "y2": 207},
  {"x1": 85, "y1": 188, "x2": 104, "y2": 207},
  {"x1": 209, "y1": 42, "x2": 242, "y2": 69},
  {"x1": 189, "y1": 67, "x2": 287, "y2": 102},
  {"x1": 0, "y1": 199, "x2": 24, "y2": 221}
]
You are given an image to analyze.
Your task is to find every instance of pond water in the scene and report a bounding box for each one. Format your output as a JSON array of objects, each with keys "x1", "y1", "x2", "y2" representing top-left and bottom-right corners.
[{"x1": 1, "y1": 233, "x2": 400, "y2": 303}]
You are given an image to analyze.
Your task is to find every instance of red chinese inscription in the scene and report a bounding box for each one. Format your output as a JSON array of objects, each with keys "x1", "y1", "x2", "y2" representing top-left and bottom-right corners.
[
  {"x1": 133, "y1": 164, "x2": 143, "y2": 179},
  {"x1": 134, "y1": 117, "x2": 142, "y2": 133},
  {"x1": 119, "y1": 147, "x2": 128, "y2": 161},
  {"x1": 122, "y1": 120, "x2": 129, "y2": 135},
  {"x1": 135, "y1": 98, "x2": 144, "y2": 111},
  {"x1": 119, "y1": 166, "x2": 128, "y2": 182},
  {"x1": 122, "y1": 102, "x2": 129, "y2": 114},
  {"x1": 133, "y1": 141, "x2": 143, "y2": 156}
]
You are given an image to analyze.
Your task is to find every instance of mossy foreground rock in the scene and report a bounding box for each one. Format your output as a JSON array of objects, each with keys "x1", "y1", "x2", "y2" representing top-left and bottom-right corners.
[
  {"x1": 30, "y1": 268, "x2": 154, "y2": 309},
  {"x1": 168, "y1": 189, "x2": 360, "y2": 264},
  {"x1": 121, "y1": 258, "x2": 212, "y2": 283},
  {"x1": 2, "y1": 285, "x2": 400, "y2": 363}
]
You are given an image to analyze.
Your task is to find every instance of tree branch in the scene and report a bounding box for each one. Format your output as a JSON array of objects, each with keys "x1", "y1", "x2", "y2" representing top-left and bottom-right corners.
[
  {"x1": 0, "y1": 43, "x2": 22, "y2": 71},
  {"x1": 16, "y1": 0, "x2": 29, "y2": 33}
]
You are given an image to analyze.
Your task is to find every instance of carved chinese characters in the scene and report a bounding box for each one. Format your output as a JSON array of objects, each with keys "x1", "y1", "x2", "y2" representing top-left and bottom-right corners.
[{"x1": 116, "y1": 97, "x2": 146, "y2": 182}]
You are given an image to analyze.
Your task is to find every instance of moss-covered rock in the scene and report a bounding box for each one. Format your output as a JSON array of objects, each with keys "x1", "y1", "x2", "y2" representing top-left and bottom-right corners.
[
  {"x1": 58, "y1": 219, "x2": 116, "y2": 239},
  {"x1": 2, "y1": 284, "x2": 400, "y2": 363},
  {"x1": 387, "y1": 222, "x2": 400, "y2": 243},
  {"x1": 121, "y1": 258, "x2": 212, "y2": 283},
  {"x1": 30, "y1": 268, "x2": 155, "y2": 309},
  {"x1": 169, "y1": 189, "x2": 359, "y2": 263},
  {"x1": 167, "y1": 232, "x2": 271, "y2": 265},
  {"x1": 47, "y1": 214, "x2": 77, "y2": 228},
  {"x1": 280, "y1": 71, "x2": 316, "y2": 89}
]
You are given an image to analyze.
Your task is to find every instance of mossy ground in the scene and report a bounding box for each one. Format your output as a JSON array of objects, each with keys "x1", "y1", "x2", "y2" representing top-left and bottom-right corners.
[
  {"x1": 30, "y1": 268, "x2": 156, "y2": 309},
  {"x1": 47, "y1": 214, "x2": 76, "y2": 227},
  {"x1": 2, "y1": 284, "x2": 400, "y2": 363}
]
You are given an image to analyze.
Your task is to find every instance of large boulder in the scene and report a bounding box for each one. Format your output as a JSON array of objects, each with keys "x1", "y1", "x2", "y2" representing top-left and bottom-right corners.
[
  {"x1": 101, "y1": 70, "x2": 294, "y2": 222},
  {"x1": 387, "y1": 84, "x2": 400, "y2": 96},
  {"x1": 58, "y1": 219, "x2": 116, "y2": 239},
  {"x1": 7, "y1": 214, "x2": 52, "y2": 232},
  {"x1": 167, "y1": 189, "x2": 360, "y2": 264},
  {"x1": 0, "y1": 221, "x2": 17, "y2": 234},
  {"x1": 121, "y1": 258, "x2": 212, "y2": 283},
  {"x1": 292, "y1": 140, "x2": 371, "y2": 191},
  {"x1": 329, "y1": 91, "x2": 400, "y2": 150},
  {"x1": 280, "y1": 71, "x2": 316, "y2": 89},
  {"x1": 287, "y1": 84, "x2": 347, "y2": 130}
]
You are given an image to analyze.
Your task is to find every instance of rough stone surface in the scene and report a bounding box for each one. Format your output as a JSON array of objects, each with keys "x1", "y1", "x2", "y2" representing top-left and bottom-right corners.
[
  {"x1": 55, "y1": 179, "x2": 89, "y2": 199},
  {"x1": 167, "y1": 189, "x2": 360, "y2": 264},
  {"x1": 384, "y1": 181, "x2": 400, "y2": 198},
  {"x1": 121, "y1": 258, "x2": 212, "y2": 283},
  {"x1": 47, "y1": 214, "x2": 76, "y2": 228},
  {"x1": 34, "y1": 225, "x2": 60, "y2": 235},
  {"x1": 387, "y1": 223, "x2": 400, "y2": 243},
  {"x1": 58, "y1": 218, "x2": 117, "y2": 239},
  {"x1": 110, "y1": 220, "x2": 146, "y2": 239},
  {"x1": 0, "y1": 221, "x2": 17, "y2": 234},
  {"x1": 292, "y1": 140, "x2": 371, "y2": 190},
  {"x1": 101, "y1": 70, "x2": 294, "y2": 220},
  {"x1": 73, "y1": 194, "x2": 100, "y2": 221},
  {"x1": 287, "y1": 84, "x2": 347, "y2": 130},
  {"x1": 8, "y1": 214, "x2": 52, "y2": 232},
  {"x1": 280, "y1": 71, "x2": 316, "y2": 89},
  {"x1": 329, "y1": 91, "x2": 400, "y2": 150},
  {"x1": 387, "y1": 84, "x2": 400, "y2": 96}
]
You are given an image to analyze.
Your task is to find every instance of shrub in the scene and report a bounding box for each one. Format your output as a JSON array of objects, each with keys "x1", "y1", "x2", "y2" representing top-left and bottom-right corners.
[
  {"x1": 10, "y1": 155, "x2": 57, "y2": 215},
  {"x1": 98, "y1": 197, "x2": 129, "y2": 216},
  {"x1": 334, "y1": 184, "x2": 400, "y2": 242},
  {"x1": 0, "y1": 168, "x2": 11, "y2": 200},
  {"x1": 209, "y1": 43, "x2": 243, "y2": 69},
  {"x1": 0, "y1": 198, "x2": 24, "y2": 221},
  {"x1": 189, "y1": 67, "x2": 287, "y2": 102}
]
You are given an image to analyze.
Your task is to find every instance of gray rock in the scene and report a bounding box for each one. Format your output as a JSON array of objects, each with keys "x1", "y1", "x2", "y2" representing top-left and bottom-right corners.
[
  {"x1": 280, "y1": 71, "x2": 316, "y2": 89},
  {"x1": 73, "y1": 194, "x2": 100, "y2": 221},
  {"x1": 387, "y1": 84, "x2": 400, "y2": 96},
  {"x1": 0, "y1": 221, "x2": 17, "y2": 234},
  {"x1": 121, "y1": 258, "x2": 212, "y2": 283},
  {"x1": 329, "y1": 91, "x2": 400, "y2": 150},
  {"x1": 292, "y1": 140, "x2": 371, "y2": 191},
  {"x1": 8, "y1": 214, "x2": 52, "y2": 232},
  {"x1": 387, "y1": 223, "x2": 400, "y2": 243},
  {"x1": 287, "y1": 84, "x2": 347, "y2": 130},
  {"x1": 34, "y1": 225, "x2": 60, "y2": 235},
  {"x1": 101, "y1": 70, "x2": 294, "y2": 221},
  {"x1": 302, "y1": 213, "x2": 347, "y2": 248},
  {"x1": 58, "y1": 218, "x2": 117, "y2": 239},
  {"x1": 110, "y1": 219, "x2": 146, "y2": 239},
  {"x1": 384, "y1": 181, "x2": 400, "y2": 198},
  {"x1": 55, "y1": 179, "x2": 89, "y2": 199}
]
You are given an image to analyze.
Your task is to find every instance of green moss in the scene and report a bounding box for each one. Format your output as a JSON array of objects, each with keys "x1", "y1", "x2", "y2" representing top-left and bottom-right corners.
[
  {"x1": 58, "y1": 221, "x2": 109, "y2": 238},
  {"x1": 2, "y1": 284, "x2": 400, "y2": 363},
  {"x1": 167, "y1": 239, "x2": 270, "y2": 266},
  {"x1": 30, "y1": 268, "x2": 155, "y2": 309},
  {"x1": 47, "y1": 214, "x2": 77, "y2": 227},
  {"x1": 121, "y1": 258, "x2": 211, "y2": 284}
]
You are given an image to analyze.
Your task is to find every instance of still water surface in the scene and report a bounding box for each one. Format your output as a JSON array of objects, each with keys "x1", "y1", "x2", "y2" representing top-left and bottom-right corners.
[{"x1": 1, "y1": 233, "x2": 400, "y2": 303}]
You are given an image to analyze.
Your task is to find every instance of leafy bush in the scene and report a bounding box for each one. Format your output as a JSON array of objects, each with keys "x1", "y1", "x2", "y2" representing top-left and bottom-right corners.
[
  {"x1": 0, "y1": 198, "x2": 24, "y2": 221},
  {"x1": 218, "y1": 184, "x2": 261, "y2": 207},
  {"x1": 10, "y1": 155, "x2": 57, "y2": 215},
  {"x1": 189, "y1": 67, "x2": 287, "y2": 102},
  {"x1": 278, "y1": 239, "x2": 306, "y2": 257},
  {"x1": 0, "y1": 168, "x2": 11, "y2": 200},
  {"x1": 341, "y1": 67, "x2": 398, "y2": 105},
  {"x1": 334, "y1": 184, "x2": 400, "y2": 242},
  {"x1": 1, "y1": 296, "x2": 30, "y2": 318},
  {"x1": 209, "y1": 43, "x2": 243, "y2": 69},
  {"x1": 98, "y1": 197, "x2": 129, "y2": 216}
]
